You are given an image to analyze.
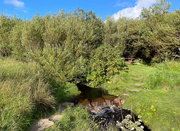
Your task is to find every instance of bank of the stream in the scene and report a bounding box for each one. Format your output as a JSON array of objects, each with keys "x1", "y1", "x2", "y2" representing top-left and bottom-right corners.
[{"x1": 46, "y1": 60, "x2": 180, "y2": 131}]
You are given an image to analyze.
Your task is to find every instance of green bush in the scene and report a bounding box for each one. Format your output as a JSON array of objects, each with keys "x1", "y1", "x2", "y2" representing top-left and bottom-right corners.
[
  {"x1": 0, "y1": 3, "x2": 179, "y2": 64},
  {"x1": 87, "y1": 44, "x2": 126, "y2": 87},
  {"x1": 0, "y1": 14, "x2": 17, "y2": 56}
]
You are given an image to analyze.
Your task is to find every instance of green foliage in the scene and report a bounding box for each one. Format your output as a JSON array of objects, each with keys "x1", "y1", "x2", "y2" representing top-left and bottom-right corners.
[
  {"x1": 0, "y1": 4, "x2": 179, "y2": 130},
  {"x1": 0, "y1": 58, "x2": 55, "y2": 130},
  {"x1": 32, "y1": 43, "x2": 88, "y2": 81},
  {"x1": 137, "y1": 105, "x2": 156, "y2": 119},
  {"x1": 0, "y1": 14, "x2": 18, "y2": 56},
  {"x1": 47, "y1": 77, "x2": 80, "y2": 102},
  {"x1": 140, "y1": 0, "x2": 179, "y2": 62},
  {"x1": 146, "y1": 61, "x2": 180, "y2": 90},
  {"x1": 16, "y1": 9, "x2": 104, "y2": 82},
  {"x1": 46, "y1": 106, "x2": 94, "y2": 131},
  {"x1": 104, "y1": 61, "x2": 180, "y2": 131},
  {"x1": 87, "y1": 44, "x2": 125, "y2": 87},
  {"x1": 0, "y1": 3, "x2": 179, "y2": 64}
]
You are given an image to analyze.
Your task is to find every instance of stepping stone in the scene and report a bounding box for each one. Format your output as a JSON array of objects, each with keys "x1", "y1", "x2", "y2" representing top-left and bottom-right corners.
[
  {"x1": 134, "y1": 78, "x2": 139, "y2": 80},
  {"x1": 120, "y1": 77, "x2": 124, "y2": 80},
  {"x1": 129, "y1": 89, "x2": 140, "y2": 92},
  {"x1": 48, "y1": 115, "x2": 63, "y2": 121},
  {"x1": 61, "y1": 102, "x2": 74, "y2": 107},
  {"x1": 31, "y1": 119, "x2": 54, "y2": 131},
  {"x1": 134, "y1": 83, "x2": 141, "y2": 86},
  {"x1": 122, "y1": 93, "x2": 130, "y2": 97}
]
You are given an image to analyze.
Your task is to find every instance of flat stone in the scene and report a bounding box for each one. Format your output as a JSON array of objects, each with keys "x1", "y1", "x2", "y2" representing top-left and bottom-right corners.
[
  {"x1": 61, "y1": 102, "x2": 74, "y2": 107},
  {"x1": 48, "y1": 115, "x2": 63, "y2": 121},
  {"x1": 31, "y1": 119, "x2": 54, "y2": 131},
  {"x1": 134, "y1": 83, "x2": 141, "y2": 86},
  {"x1": 122, "y1": 93, "x2": 130, "y2": 97},
  {"x1": 129, "y1": 89, "x2": 140, "y2": 92},
  {"x1": 134, "y1": 78, "x2": 140, "y2": 80}
]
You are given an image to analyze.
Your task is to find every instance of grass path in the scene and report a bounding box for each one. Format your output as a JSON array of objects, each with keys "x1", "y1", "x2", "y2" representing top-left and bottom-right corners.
[{"x1": 104, "y1": 62, "x2": 180, "y2": 131}]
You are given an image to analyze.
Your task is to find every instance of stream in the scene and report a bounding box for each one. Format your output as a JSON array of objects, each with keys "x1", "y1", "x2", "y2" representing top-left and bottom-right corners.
[{"x1": 71, "y1": 82, "x2": 151, "y2": 131}]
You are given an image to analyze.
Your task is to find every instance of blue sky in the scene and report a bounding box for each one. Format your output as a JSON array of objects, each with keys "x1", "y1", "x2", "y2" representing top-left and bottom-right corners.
[{"x1": 0, "y1": 0, "x2": 179, "y2": 20}]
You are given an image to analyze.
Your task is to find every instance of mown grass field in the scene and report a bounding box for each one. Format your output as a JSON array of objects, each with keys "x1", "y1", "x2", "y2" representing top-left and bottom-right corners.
[{"x1": 0, "y1": 58, "x2": 180, "y2": 131}]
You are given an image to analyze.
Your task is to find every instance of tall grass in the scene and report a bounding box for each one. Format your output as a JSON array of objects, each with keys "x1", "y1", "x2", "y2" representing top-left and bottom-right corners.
[
  {"x1": 0, "y1": 58, "x2": 55, "y2": 130},
  {"x1": 146, "y1": 61, "x2": 180, "y2": 90},
  {"x1": 45, "y1": 106, "x2": 95, "y2": 131}
]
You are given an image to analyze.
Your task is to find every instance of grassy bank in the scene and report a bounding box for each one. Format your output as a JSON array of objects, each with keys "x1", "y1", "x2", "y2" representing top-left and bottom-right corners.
[
  {"x1": 103, "y1": 60, "x2": 180, "y2": 131},
  {"x1": 0, "y1": 58, "x2": 55, "y2": 130},
  {"x1": 0, "y1": 58, "x2": 79, "y2": 130}
]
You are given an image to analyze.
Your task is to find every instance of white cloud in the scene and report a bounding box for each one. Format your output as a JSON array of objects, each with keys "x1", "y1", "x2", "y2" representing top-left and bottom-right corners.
[
  {"x1": 112, "y1": 0, "x2": 156, "y2": 20},
  {"x1": 115, "y1": 2, "x2": 132, "y2": 7},
  {"x1": 4, "y1": 0, "x2": 24, "y2": 8}
]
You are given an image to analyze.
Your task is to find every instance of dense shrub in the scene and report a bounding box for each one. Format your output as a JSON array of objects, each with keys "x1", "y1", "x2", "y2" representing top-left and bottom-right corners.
[
  {"x1": 87, "y1": 44, "x2": 125, "y2": 86},
  {"x1": 0, "y1": 1, "x2": 179, "y2": 82},
  {"x1": 0, "y1": 14, "x2": 18, "y2": 56}
]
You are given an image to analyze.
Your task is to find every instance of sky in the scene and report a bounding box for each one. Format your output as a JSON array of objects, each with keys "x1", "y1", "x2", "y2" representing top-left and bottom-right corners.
[{"x1": 0, "y1": 0, "x2": 179, "y2": 21}]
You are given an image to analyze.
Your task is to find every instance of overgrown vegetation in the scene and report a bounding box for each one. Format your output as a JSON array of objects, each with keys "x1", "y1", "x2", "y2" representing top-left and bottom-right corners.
[
  {"x1": 45, "y1": 106, "x2": 95, "y2": 131},
  {"x1": 0, "y1": 58, "x2": 79, "y2": 130},
  {"x1": 0, "y1": 0, "x2": 180, "y2": 130},
  {"x1": 0, "y1": 58, "x2": 55, "y2": 130}
]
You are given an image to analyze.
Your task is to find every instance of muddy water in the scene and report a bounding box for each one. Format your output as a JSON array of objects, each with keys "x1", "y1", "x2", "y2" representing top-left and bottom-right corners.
[{"x1": 72, "y1": 83, "x2": 122, "y2": 109}]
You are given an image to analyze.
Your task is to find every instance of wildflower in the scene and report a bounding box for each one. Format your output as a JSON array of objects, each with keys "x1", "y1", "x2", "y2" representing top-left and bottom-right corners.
[
  {"x1": 138, "y1": 119, "x2": 142, "y2": 122},
  {"x1": 138, "y1": 115, "x2": 142, "y2": 118}
]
